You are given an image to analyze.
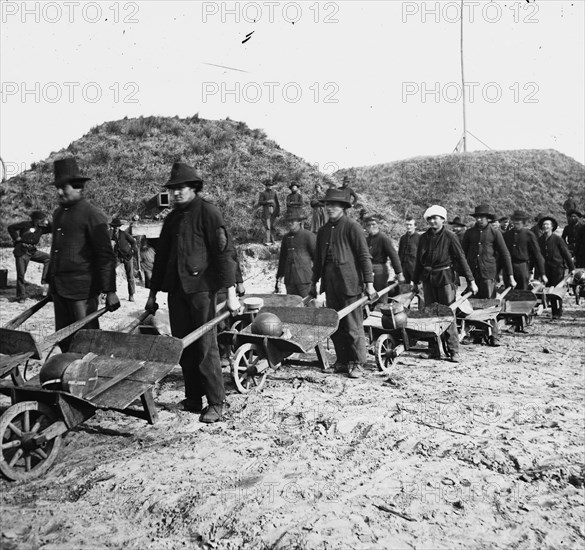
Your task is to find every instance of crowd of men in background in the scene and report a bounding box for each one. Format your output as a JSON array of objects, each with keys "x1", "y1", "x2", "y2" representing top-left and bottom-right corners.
[{"x1": 5, "y1": 158, "x2": 583, "y2": 421}]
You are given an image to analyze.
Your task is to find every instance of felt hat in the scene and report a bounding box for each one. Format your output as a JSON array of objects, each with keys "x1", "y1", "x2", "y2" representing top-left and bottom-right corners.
[
  {"x1": 165, "y1": 162, "x2": 203, "y2": 188},
  {"x1": 363, "y1": 215, "x2": 381, "y2": 225},
  {"x1": 510, "y1": 210, "x2": 530, "y2": 222},
  {"x1": 53, "y1": 157, "x2": 91, "y2": 187},
  {"x1": 470, "y1": 204, "x2": 496, "y2": 220},
  {"x1": 567, "y1": 209, "x2": 583, "y2": 218},
  {"x1": 110, "y1": 217, "x2": 123, "y2": 227},
  {"x1": 322, "y1": 188, "x2": 352, "y2": 208},
  {"x1": 424, "y1": 205, "x2": 447, "y2": 220},
  {"x1": 284, "y1": 209, "x2": 306, "y2": 221},
  {"x1": 262, "y1": 177, "x2": 276, "y2": 187},
  {"x1": 288, "y1": 182, "x2": 301, "y2": 190},
  {"x1": 30, "y1": 210, "x2": 48, "y2": 222},
  {"x1": 448, "y1": 216, "x2": 466, "y2": 227},
  {"x1": 538, "y1": 215, "x2": 558, "y2": 232}
]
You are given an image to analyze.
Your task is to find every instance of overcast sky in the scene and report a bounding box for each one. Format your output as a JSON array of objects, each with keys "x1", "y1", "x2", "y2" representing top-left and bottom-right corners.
[{"x1": 1, "y1": 0, "x2": 583, "y2": 178}]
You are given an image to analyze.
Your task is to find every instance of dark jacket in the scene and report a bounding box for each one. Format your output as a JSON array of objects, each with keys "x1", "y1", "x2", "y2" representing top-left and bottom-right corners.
[
  {"x1": 312, "y1": 215, "x2": 373, "y2": 295},
  {"x1": 562, "y1": 222, "x2": 582, "y2": 254},
  {"x1": 367, "y1": 232, "x2": 402, "y2": 274},
  {"x1": 575, "y1": 224, "x2": 585, "y2": 268},
  {"x1": 286, "y1": 192, "x2": 304, "y2": 209},
  {"x1": 258, "y1": 189, "x2": 281, "y2": 218},
  {"x1": 503, "y1": 228, "x2": 545, "y2": 274},
  {"x1": 538, "y1": 233, "x2": 575, "y2": 271},
  {"x1": 8, "y1": 220, "x2": 52, "y2": 257},
  {"x1": 413, "y1": 227, "x2": 474, "y2": 287},
  {"x1": 462, "y1": 224, "x2": 513, "y2": 280},
  {"x1": 111, "y1": 228, "x2": 136, "y2": 261},
  {"x1": 49, "y1": 198, "x2": 117, "y2": 300},
  {"x1": 150, "y1": 196, "x2": 236, "y2": 294},
  {"x1": 398, "y1": 232, "x2": 420, "y2": 274},
  {"x1": 277, "y1": 228, "x2": 316, "y2": 285},
  {"x1": 340, "y1": 185, "x2": 358, "y2": 205}
]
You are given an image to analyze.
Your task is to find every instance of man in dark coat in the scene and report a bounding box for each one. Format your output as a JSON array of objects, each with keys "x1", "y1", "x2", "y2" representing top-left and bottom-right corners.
[
  {"x1": 339, "y1": 175, "x2": 358, "y2": 207},
  {"x1": 146, "y1": 163, "x2": 239, "y2": 423},
  {"x1": 276, "y1": 210, "x2": 316, "y2": 298},
  {"x1": 109, "y1": 218, "x2": 137, "y2": 301},
  {"x1": 563, "y1": 193, "x2": 578, "y2": 223},
  {"x1": 447, "y1": 216, "x2": 467, "y2": 286},
  {"x1": 364, "y1": 215, "x2": 405, "y2": 304},
  {"x1": 48, "y1": 158, "x2": 120, "y2": 351},
  {"x1": 503, "y1": 211, "x2": 547, "y2": 290},
  {"x1": 398, "y1": 217, "x2": 420, "y2": 284},
  {"x1": 462, "y1": 204, "x2": 516, "y2": 298},
  {"x1": 562, "y1": 210, "x2": 583, "y2": 256},
  {"x1": 499, "y1": 216, "x2": 511, "y2": 232},
  {"x1": 257, "y1": 178, "x2": 280, "y2": 245},
  {"x1": 538, "y1": 215, "x2": 575, "y2": 319},
  {"x1": 412, "y1": 205, "x2": 478, "y2": 362},
  {"x1": 285, "y1": 183, "x2": 304, "y2": 212},
  {"x1": 8, "y1": 210, "x2": 51, "y2": 302},
  {"x1": 309, "y1": 189, "x2": 375, "y2": 379},
  {"x1": 575, "y1": 223, "x2": 585, "y2": 268}
]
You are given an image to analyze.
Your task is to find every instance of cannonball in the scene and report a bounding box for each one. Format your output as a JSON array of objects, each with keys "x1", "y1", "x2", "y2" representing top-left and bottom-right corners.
[
  {"x1": 39, "y1": 353, "x2": 85, "y2": 391},
  {"x1": 251, "y1": 312, "x2": 283, "y2": 337}
]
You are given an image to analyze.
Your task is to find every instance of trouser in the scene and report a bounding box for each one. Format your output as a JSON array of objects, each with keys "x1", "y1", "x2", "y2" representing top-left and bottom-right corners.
[
  {"x1": 545, "y1": 265, "x2": 565, "y2": 317},
  {"x1": 168, "y1": 289, "x2": 225, "y2": 405},
  {"x1": 285, "y1": 282, "x2": 312, "y2": 298},
  {"x1": 53, "y1": 293, "x2": 100, "y2": 352},
  {"x1": 401, "y1": 262, "x2": 415, "y2": 285},
  {"x1": 15, "y1": 249, "x2": 50, "y2": 298},
  {"x1": 511, "y1": 262, "x2": 531, "y2": 290},
  {"x1": 142, "y1": 268, "x2": 152, "y2": 289},
  {"x1": 372, "y1": 264, "x2": 389, "y2": 305},
  {"x1": 118, "y1": 258, "x2": 135, "y2": 297},
  {"x1": 422, "y1": 282, "x2": 459, "y2": 354},
  {"x1": 474, "y1": 277, "x2": 500, "y2": 342}
]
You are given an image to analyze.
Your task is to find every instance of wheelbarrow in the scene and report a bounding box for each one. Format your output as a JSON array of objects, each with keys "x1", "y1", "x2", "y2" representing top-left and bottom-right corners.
[
  {"x1": 531, "y1": 275, "x2": 572, "y2": 314},
  {"x1": 498, "y1": 289, "x2": 540, "y2": 332},
  {"x1": 221, "y1": 285, "x2": 396, "y2": 393},
  {"x1": 0, "y1": 305, "x2": 231, "y2": 481},
  {"x1": 456, "y1": 287, "x2": 511, "y2": 345},
  {"x1": 0, "y1": 299, "x2": 112, "y2": 391},
  {"x1": 367, "y1": 292, "x2": 472, "y2": 372}
]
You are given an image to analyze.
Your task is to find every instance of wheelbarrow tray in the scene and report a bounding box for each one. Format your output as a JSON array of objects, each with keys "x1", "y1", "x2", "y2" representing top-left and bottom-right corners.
[
  {"x1": 245, "y1": 294, "x2": 304, "y2": 308},
  {"x1": 220, "y1": 306, "x2": 339, "y2": 356},
  {"x1": 405, "y1": 303, "x2": 454, "y2": 337},
  {"x1": 16, "y1": 329, "x2": 183, "y2": 413},
  {"x1": 0, "y1": 328, "x2": 42, "y2": 361},
  {"x1": 462, "y1": 298, "x2": 502, "y2": 322},
  {"x1": 500, "y1": 289, "x2": 538, "y2": 317}
]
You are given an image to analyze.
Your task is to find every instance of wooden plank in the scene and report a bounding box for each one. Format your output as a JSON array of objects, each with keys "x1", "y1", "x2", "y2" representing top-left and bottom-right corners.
[
  {"x1": 3, "y1": 296, "x2": 51, "y2": 330},
  {"x1": 91, "y1": 380, "x2": 153, "y2": 409},
  {"x1": 70, "y1": 330, "x2": 183, "y2": 364},
  {"x1": 0, "y1": 328, "x2": 41, "y2": 359}
]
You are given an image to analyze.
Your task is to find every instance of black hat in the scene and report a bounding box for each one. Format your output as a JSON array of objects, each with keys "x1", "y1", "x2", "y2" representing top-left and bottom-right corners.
[
  {"x1": 165, "y1": 162, "x2": 203, "y2": 188},
  {"x1": 470, "y1": 204, "x2": 496, "y2": 220},
  {"x1": 363, "y1": 215, "x2": 381, "y2": 225},
  {"x1": 30, "y1": 210, "x2": 48, "y2": 222},
  {"x1": 110, "y1": 217, "x2": 123, "y2": 227},
  {"x1": 341, "y1": 175, "x2": 350, "y2": 185},
  {"x1": 284, "y1": 209, "x2": 306, "y2": 221},
  {"x1": 288, "y1": 182, "x2": 301, "y2": 190},
  {"x1": 448, "y1": 216, "x2": 467, "y2": 227},
  {"x1": 53, "y1": 157, "x2": 90, "y2": 187},
  {"x1": 322, "y1": 188, "x2": 352, "y2": 208},
  {"x1": 510, "y1": 210, "x2": 530, "y2": 222},
  {"x1": 538, "y1": 215, "x2": 558, "y2": 232},
  {"x1": 567, "y1": 209, "x2": 583, "y2": 218}
]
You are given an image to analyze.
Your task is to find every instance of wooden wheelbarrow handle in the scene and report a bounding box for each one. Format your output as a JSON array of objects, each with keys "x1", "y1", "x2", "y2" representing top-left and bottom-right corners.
[
  {"x1": 450, "y1": 291, "x2": 473, "y2": 313},
  {"x1": 38, "y1": 307, "x2": 110, "y2": 353},
  {"x1": 118, "y1": 306, "x2": 158, "y2": 334},
  {"x1": 3, "y1": 295, "x2": 52, "y2": 330},
  {"x1": 337, "y1": 282, "x2": 399, "y2": 320},
  {"x1": 182, "y1": 301, "x2": 231, "y2": 348}
]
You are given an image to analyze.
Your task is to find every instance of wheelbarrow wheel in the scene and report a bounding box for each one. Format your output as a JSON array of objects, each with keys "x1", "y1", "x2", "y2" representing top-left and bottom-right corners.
[
  {"x1": 374, "y1": 333, "x2": 399, "y2": 373},
  {"x1": 0, "y1": 401, "x2": 62, "y2": 481},
  {"x1": 232, "y1": 343, "x2": 269, "y2": 394}
]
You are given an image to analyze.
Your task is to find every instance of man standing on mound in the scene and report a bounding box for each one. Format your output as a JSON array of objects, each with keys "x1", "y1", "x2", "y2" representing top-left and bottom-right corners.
[
  {"x1": 309, "y1": 188, "x2": 375, "y2": 379},
  {"x1": 412, "y1": 205, "x2": 478, "y2": 363},
  {"x1": 146, "y1": 163, "x2": 240, "y2": 423}
]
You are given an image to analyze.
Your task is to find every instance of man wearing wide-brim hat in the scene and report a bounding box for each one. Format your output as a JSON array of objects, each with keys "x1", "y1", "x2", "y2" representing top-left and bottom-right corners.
[
  {"x1": 309, "y1": 188, "x2": 375, "y2": 378},
  {"x1": 537, "y1": 214, "x2": 575, "y2": 319},
  {"x1": 146, "y1": 162, "x2": 240, "y2": 422},
  {"x1": 276, "y1": 209, "x2": 316, "y2": 298},
  {"x1": 109, "y1": 217, "x2": 137, "y2": 302},
  {"x1": 412, "y1": 205, "x2": 477, "y2": 362},
  {"x1": 562, "y1": 209, "x2": 583, "y2": 256},
  {"x1": 48, "y1": 157, "x2": 120, "y2": 351},
  {"x1": 257, "y1": 177, "x2": 281, "y2": 245},
  {"x1": 8, "y1": 210, "x2": 52, "y2": 302},
  {"x1": 462, "y1": 204, "x2": 515, "y2": 345},
  {"x1": 285, "y1": 182, "x2": 304, "y2": 212},
  {"x1": 503, "y1": 210, "x2": 547, "y2": 291}
]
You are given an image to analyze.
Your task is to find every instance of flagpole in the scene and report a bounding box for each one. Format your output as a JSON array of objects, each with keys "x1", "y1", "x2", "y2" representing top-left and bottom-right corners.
[{"x1": 460, "y1": 0, "x2": 467, "y2": 152}]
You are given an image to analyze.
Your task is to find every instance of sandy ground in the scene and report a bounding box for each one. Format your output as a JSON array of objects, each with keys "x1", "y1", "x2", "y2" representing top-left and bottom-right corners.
[{"x1": 0, "y1": 246, "x2": 584, "y2": 550}]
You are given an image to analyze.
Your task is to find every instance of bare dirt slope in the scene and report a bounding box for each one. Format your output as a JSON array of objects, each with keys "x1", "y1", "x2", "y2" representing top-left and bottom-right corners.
[{"x1": 0, "y1": 248, "x2": 584, "y2": 550}]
